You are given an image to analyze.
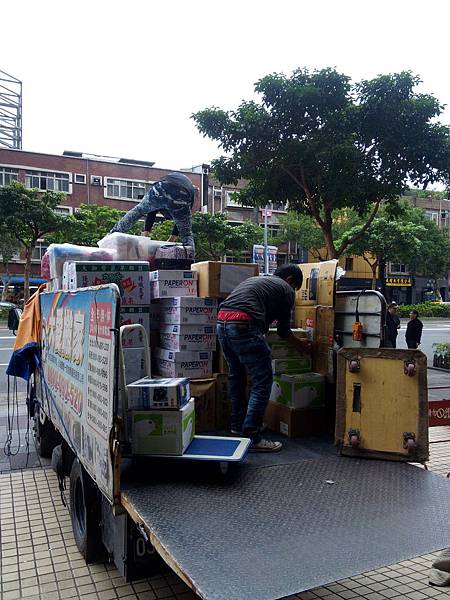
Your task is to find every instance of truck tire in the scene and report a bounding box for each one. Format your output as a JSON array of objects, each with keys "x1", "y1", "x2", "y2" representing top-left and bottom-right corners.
[
  {"x1": 69, "y1": 459, "x2": 104, "y2": 563},
  {"x1": 34, "y1": 408, "x2": 61, "y2": 458}
]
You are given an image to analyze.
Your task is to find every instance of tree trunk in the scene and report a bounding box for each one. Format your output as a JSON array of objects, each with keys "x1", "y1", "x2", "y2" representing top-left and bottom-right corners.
[
  {"x1": 379, "y1": 258, "x2": 387, "y2": 300},
  {"x1": 1, "y1": 263, "x2": 10, "y2": 301},
  {"x1": 23, "y1": 245, "x2": 33, "y2": 303},
  {"x1": 371, "y1": 265, "x2": 377, "y2": 290},
  {"x1": 322, "y1": 226, "x2": 337, "y2": 259}
]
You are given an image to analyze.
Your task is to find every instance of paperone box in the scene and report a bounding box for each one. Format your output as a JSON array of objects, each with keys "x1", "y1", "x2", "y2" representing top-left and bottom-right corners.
[
  {"x1": 154, "y1": 356, "x2": 213, "y2": 379},
  {"x1": 269, "y1": 373, "x2": 325, "y2": 409},
  {"x1": 127, "y1": 377, "x2": 190, "y2": 410},
  {"x1": 190, "y1": 377, "x2": 216, "y2": 432},
  {"x1": 191, "y1": 261, "x2": 259, "y2": 298},
  {"x1": 131, "y1": 399, "x2": 195, "y2": 455},
  {"x1": 269, "y1": 343, "x2": 301, "y2": 359},
  {"x1": 120, "y1": 307, "x2": 151, "y2": 348},
  {"x1": 149, "y1": 303, "x2": 161, "y2": 329},
  {"x1": 158, "y1": 297, "x2": 218, "y2": 325},
  {"x1": 272, "y1": 357, "x2": 312, "y2": 375},
  {"x1": 265, "y1": 402, "x2": 326, "y2": 438},
  {"x1": 266, "y1": 328, "x2": 308, "y2": 344},
  {"x1": 65, "y1": 261, "x2": 150, "y2": 305},
  {"x1": 150, "y1": 270, "x2": 198, "y2": 299},
  {"x1": 155, "y1": 347, "x2": 213, "y2": 363},
  {"x1": 159, "y1": 325, "x2": 216, "y2": 351},
  {"x1": 123, "y1": 348, "x2": 149, "y2": 385}
]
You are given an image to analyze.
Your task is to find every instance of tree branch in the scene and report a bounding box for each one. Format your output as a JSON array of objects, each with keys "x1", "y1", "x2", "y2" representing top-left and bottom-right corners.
[{"x1": 337, "y1": 199, "x2": 382, "y2": 256}]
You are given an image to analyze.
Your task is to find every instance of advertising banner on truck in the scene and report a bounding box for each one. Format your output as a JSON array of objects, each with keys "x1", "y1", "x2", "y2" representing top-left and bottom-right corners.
[{"x1": 38, "y1": 285, "x2": 119, "y2": 502}]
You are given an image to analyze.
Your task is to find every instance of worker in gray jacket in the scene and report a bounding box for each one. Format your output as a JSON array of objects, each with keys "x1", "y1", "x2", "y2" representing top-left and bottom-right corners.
[{"x1": 110, "y1": 172, "x2": 196, "y2": 249}]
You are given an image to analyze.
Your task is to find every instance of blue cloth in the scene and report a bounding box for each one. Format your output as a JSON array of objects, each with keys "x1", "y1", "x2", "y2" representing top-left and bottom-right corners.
[
  {"x1": 6, "y1": 342, "x2": 40, "y2": 381},
  {"x1": 111, "y1": 180, "x2": 195, "y2": 249},
  {"x1": 217, "y1": 321, "x2": 273, "y2": 443}
]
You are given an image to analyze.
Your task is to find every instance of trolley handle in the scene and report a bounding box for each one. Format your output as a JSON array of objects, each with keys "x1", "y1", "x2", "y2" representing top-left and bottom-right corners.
[{"x1": 119, "y1": 324, "x2": 151, "y2": 417}]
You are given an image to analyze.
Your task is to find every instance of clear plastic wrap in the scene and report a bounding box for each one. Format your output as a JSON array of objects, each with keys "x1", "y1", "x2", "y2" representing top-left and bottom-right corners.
[
  {"x1": 98, "y1": 232, "x2": 174, "y2": 269},
  {"x1": 44, "y1": 244, "x2": 116, "y2": 280}
]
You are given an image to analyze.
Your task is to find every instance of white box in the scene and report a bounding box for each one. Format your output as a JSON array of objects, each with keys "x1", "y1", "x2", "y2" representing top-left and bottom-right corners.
[
  {"x1": 120, "y1": 307, "x2": 151, "y2": 348},
  {"x1": 154, "y1": 356, "x2": 213, "y2": 379},
  {"x1": 150, "y1": 270, "x2": 198, "y2": 299},
  {"x1": 131, "y1": 399, "x2": 195, "y2": 455},
  {"x1": 155, "y1": 347, "x2": 213, "y2": 363},
  {"x1": 158, "y1": 297, "x2": 218, "y2": 325},
  {"x1": 159, "y1": 328, "x2": 216, "y2": 352},
  {"x1": 127, "y1": 377, "x2": 190, "y2": 410},
  {"x1": 64, "y1": 261, "x2": 150, "y2": 305},
  {"x1": 123, "y1": 347, "x2": 149, "y2": 385},
  {"x1": 149, "y1": 303, "x2": 161, "y2": 329}
]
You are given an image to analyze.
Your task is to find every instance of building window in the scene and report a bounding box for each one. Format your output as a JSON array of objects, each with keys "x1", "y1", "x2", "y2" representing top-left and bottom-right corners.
[
  {"x1": 54, "y1": 206, "x2": 72, "y2": 216},
  {"x1": 32, "y1": 241, "x2": 49, "y2": 262},
  {"x1": 0, "y1": 167, "x2": 18, "y2": 187},
  {"x1": 26, "y1": 170, "x2": 70, "y2": 192},
  {"x1": 224, "y1": 253, "x2": 252, "y2": 263},
  {"x1": 213, "y1": 188, "x2": 222, "y2": 200},
  {"x1": 390, "y1": 263, "x2": 408, "y2": 274},
  {"x1": 259, "y1": 224, "x2": 280, "y2": 238},
  {"x1": 425, "y1": 210, "x2": 439, "y2": 224},
  {"x1": 105, "y1": 177, "x2": 147, "y2": 201},
  {"x1": 225, "y1": 190, "x2": 253, "y2": 209},
  {"x1": 74, "y1": 173, "x2": 86, "y2": 184},
  {"x1": 345, "y1": 257, "x2": 354, "y2": 271},
  {"x1": 269, "y1": 201, "x2": 288, "y2": 212}
]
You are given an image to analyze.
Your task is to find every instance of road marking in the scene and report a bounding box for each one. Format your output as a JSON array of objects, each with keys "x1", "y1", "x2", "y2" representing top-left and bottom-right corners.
[
  {"x1": 0, "y1": 348, "x2": 14, "y2": 351},
  {"x1": 0, "y1": 363, "x2": 9, "y2": 366},
  {"x1": 0, "y1": 336, "x2": 15, "y2": 339}
]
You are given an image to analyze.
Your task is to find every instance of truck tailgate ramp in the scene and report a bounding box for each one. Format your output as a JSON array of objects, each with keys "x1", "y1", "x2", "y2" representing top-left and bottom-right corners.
[{"x1": 122, "y1": 457, "x2": 450, "y2": 600}]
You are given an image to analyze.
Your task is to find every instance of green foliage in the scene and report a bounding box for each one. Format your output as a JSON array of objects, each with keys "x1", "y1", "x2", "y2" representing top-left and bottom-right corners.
[
  {"x1": 193, "y1": 68, "x2": 450, "y2": 258},
  {"x1": 397, "y1": 302, "x2": 450, "y2": 318},
  {"x1": 406, "y1": 188, "x2": 448, "y2": 200},
  {"x1": 433, "y1": 342, "x2": 450, "y2": 357},
  {"x1": 48, "y1": 204, "x2": 141, "y2": 246},
  {"x1": 150, "y1": 220, "x2": 175, "y2": 242}
]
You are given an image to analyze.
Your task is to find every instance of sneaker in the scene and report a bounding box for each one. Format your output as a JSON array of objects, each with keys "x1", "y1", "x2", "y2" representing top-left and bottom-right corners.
[
  {"x1": 231, "y1": 429, "x2": 242, "y2": 435},
  {"x1": 250, "y1": 438, "x2": 283, "y2": 452}
]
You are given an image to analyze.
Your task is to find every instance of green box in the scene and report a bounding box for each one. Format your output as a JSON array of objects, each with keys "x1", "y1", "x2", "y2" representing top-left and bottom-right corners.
[
  {"x1": 266, "y1": 328, "x2": 309, "y2": 359},
  {"x1": 272, "y1": 357, "x2": 312, "y2": 375},
  {"x1": 269, "y1": 373, "x2": 325, "y2": 409},
  {"x1": 131, "y1": 399, "x2": 195, "y2": 455}
]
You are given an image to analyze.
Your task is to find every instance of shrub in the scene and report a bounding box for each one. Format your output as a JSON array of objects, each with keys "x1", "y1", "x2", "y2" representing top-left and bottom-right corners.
[
  {"x1": 396, "y1": 301, "x2": 450, "y2": 318},
  {"x1": 433, "y1": 342, "x2": 450, "y2": 358}
]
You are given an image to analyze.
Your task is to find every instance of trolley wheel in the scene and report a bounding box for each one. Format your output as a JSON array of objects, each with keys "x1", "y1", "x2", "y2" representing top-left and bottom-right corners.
[
  {"x1": 404, "y1": 362, "x2": 416, "y2": 377},
  {"x1": 405, "y1": 438, "x2": 416, "y2": 453},
  {"x1": 349, "y1": 360, "x2": 360, "y2": 373},
  {"x1": 350, "y1": 434, "x2": 360, "y2": 447}
]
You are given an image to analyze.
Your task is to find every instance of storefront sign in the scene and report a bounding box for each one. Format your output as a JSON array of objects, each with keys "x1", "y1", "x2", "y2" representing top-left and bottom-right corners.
[
  {"x1": 429, "y1": 400, "x2": 450, "y2": 427},
  {"x1": 385, "y1": 276, "x2": 412, "y2": 287},
  {"x1": 39, "y1": 286, "x2": 119, "y2": 501}
]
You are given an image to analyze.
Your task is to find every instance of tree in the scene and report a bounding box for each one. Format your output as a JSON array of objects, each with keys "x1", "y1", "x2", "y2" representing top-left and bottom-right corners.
[
  {"x1": 0, "y1": 225, "x2": 21, "y2": 301},
  {"x1": 193, "y1": 68, "x2": 450, "y2": 259},
  {"x1": 0, "y1": 182, "x2": 73, "y2": 301},
  {"x1": 48, "y1": 204, "x2": 141, "y2": 246}
]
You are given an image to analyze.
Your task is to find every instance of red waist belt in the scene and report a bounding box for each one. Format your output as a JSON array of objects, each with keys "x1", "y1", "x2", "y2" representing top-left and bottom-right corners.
[{"x1": 217, "y1": 309, "x2": 253, "y2": 321}]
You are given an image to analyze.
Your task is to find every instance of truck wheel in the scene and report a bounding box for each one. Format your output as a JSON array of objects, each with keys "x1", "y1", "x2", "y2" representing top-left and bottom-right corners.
[
  {"x1": 34, "y1": 408, "x2": 60, "y2": 458},
  {"x1": 69, "y1": 459, "x2": 104, "y2": 563}
]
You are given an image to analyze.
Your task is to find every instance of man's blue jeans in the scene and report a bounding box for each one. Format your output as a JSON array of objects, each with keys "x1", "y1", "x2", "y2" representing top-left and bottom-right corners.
[{"x1": 216, "y1": 321, "x2": 273, "y2": 443}]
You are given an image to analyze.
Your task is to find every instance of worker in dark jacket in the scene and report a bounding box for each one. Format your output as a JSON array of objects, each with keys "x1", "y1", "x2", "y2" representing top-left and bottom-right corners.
[
  {"x1": 110, "y1": 172, "x2": 196, "y2": 249},
  {"x1": 217, "y1": 265, "x2": 311, "y2": 452},
  {"x1": 405, "y1": 310, "x2": 423, "y2": 349},
  {"x1": 385, "y1": 302, "x2": 401, "y2": 348}
]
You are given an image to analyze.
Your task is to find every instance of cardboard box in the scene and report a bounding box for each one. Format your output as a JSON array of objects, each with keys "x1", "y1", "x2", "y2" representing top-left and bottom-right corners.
[
  {"x1": 213, "y1": 348, "x2": 228, "y2": 374},
  {"x1": 295, "y1": 259, "x2": 337, "y2": 307},
  {"x1": 214, "y1": 373, "x2": 230, "y2": 430},
  {"x1": 154, "y1": 347, "x2": 213, "y2": 363},
  {"x1": 123, "y1": 347, "x2": 150, "y2": 385},
  {"x1": 159, "y1": 325, "x2": 216, "y2": 351},
  {"x1": 158, "y1": 297, "x2": 218, "y2": 325},
  {"x1": 266, "y1": 328, "x2": 308, "y2": 345},
  {"x1": 127, "y1": 377, "x2": 190, "y2": 410},
  {"x1": 154, "y1": 356, "x2": 213, "y2": 379},
  {"x1": 191, "y1": 261, "x2": 259, "y2": 298},
  {"x1": 65, "y1": 261, "x2": 150, "y2": 305},
  {"x1": 294, "y1": 305, "x2": 334, "y2": 377},
  {"x1": 272, "y1": 357, "x2": 312, "y2": 375},
  {"x1": 265, "y1": 402, "x2": 326, "y2": 438},
  {"x1": 269, "y1": 342, "x2": 302, "y2": 359},
  {"x1": 191, "y1": 377, "x2": 216, "y2": 432},
  {"x1": 120, "y1": 307, "x2": 151, "y2": 348},
  {"x1": 150, "y1": 270, "x2": 198, "y2": 299},
  {"x1": 149, "y1": 303, "x2": 161, "y2": 328},
  {"x1": 131, "y1": 399, "x2": 195, "y2": 455},
  {"x1": 269, "y1": 373, "x2": 325, "y2": 409}
]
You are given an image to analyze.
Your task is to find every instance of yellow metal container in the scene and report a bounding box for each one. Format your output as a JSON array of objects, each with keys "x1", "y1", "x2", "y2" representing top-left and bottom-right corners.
[{"x1": 335, "y1": 348, "x2": 429, "y2": 462}]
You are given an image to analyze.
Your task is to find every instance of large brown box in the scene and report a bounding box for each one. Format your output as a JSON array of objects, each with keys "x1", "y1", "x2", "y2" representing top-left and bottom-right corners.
[
  {"x1": 214, "y1": 373, "x2": 230, "y2": 430},
  {"x1": 191, "y1": 261, "x2": 259, "y2": 299},
  {"x1": 190, "y1": 378, "x2": 216, "y2": 432},
  {"x1": 265, "y1": 401, "x2": 326, "y2": 438}
]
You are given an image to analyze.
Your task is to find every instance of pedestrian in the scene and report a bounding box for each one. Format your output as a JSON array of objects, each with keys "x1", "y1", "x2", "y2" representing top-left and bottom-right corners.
[
  {"x1": 385, "y1": 302, "x2": 401, "y2": 348},
  {"x1": 216, "y1": 265, "x2": 311, "y2": 452},
  {"x1": 110, "y1": 172, "x2": 197, "y2": 250},
  {"x1": 405, "y1": 309, "x2": 423, "y2": 349}
]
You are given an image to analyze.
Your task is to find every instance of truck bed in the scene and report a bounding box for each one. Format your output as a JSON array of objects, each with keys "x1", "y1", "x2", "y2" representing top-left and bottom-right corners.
[{"x1": 120, "y1": 435, "x2": 450, "y2": 600}]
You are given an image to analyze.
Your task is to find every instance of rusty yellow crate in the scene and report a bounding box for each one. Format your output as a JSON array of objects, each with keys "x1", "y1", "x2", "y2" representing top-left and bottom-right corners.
[{"x1": 335, "y1": 348, "x2": 429, "y2": 462}]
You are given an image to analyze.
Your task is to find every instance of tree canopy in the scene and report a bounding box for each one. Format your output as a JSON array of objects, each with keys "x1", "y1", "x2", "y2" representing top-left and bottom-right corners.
[{"x1": 193, "y1": 68, "x2": 450, "y2": 258}]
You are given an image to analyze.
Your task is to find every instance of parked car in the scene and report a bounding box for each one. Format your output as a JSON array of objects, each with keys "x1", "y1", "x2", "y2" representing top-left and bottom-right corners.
[{"x1": 0, "y1": 301, "x2": 22, "y2": 335}]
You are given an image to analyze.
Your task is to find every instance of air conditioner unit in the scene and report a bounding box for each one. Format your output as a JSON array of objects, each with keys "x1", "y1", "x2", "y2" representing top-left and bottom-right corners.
[{"x1": 90, "y1": 175, "x2": 103, "y2": 186}]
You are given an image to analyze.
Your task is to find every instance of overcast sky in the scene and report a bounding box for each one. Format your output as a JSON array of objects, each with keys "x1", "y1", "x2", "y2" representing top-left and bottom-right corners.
[{"x1": 2, "y1": 0, "x2": 450, "y2": 171}]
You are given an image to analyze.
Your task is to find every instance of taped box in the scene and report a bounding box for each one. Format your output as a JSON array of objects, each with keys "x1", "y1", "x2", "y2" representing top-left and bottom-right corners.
[
  {"x1": 120, "y1": 307, "x2": 151, "y2": 348},
  {"x1": 191, "y1": 377, "x2": 216, "y2": 432},
  {"x1": 269, "y1": 372, "x2": 325, "y2": 409},
  {"x1": 154, "y1": 354, "x2": 213, "y2": 379},
  {"x1": 131, "y1": 399, "x2": 195, "y2": 455},
  {"x1": 272, "y1": 356, "x2": 312, "y2": 375},
  {"x1": 158, "y1": 297, "x2": 218, "y2": 325},
  {"x1": 159, "y1": 324, "x2": 216, "y2": 351},
  {"x1": 191, "y1": 261, "x2": 259, "y2": 298},
  {"x1": 265, "y1": 402, "x2": 326, "y2": 438},
  {"x1": 150, "y1": 270, "x2": 198, "y2": 299},
  {"x1": 214, "y1": 373, "x2": 231, "y2": 430},
  {"x1": 127, "y1": 376, "x2": 190, "y2": 410},
  {"x1": 64, "y1": 261, "x2": 150, "y2": 305}
]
